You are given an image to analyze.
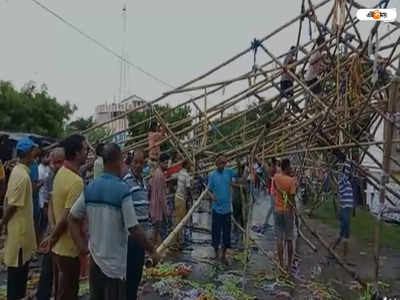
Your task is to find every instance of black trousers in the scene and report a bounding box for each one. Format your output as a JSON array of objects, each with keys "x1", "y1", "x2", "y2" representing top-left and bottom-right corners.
[
  {"x1": 36, "y1": 253, "x2": 53, "y2": 300},
  {"x1": 127, "y1": 238, "x2": 145, "y2": 300},
  {"x1": 212, "y1": 211, "x2": 232, "y2": 250},
  {"x1": 7, "y1": 250, "x2": 29, "y2": 300},
  {"x1": 89, "y1": 258, "x2": 127, "y2": 300}
]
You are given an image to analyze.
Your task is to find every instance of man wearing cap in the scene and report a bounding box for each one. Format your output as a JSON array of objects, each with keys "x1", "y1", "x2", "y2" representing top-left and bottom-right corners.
[{"x1": 0, "y1": 138, "x2": 38, "y2": 300}]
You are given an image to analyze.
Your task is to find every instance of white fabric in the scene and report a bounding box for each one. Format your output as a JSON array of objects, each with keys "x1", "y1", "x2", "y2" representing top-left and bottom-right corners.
[
  {"x1": 176, "y1": 168, "x2": 191, "y2": 199},
  {"x1": 38, "y1": 164, "x2": 50, "y2": 208},
  {"x1": 305, "y1": 51, "x2": 322, "y2": 81}
]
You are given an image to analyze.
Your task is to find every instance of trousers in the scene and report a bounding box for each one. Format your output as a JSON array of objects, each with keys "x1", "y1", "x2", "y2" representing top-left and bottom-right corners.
[{"x1": 212, "y1": 211, "x2": 231, "y2": 250}]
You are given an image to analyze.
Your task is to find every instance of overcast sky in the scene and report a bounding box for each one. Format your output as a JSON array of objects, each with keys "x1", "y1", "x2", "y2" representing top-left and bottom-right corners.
[{"x1": 0, "y1": 0, "x2": 393, "y2": 119}]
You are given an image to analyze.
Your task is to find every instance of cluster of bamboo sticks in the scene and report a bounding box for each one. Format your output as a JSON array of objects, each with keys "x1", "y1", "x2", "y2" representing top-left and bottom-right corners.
[{"x1": 76, "y1": 0, "x2": 400, "y2": 290}]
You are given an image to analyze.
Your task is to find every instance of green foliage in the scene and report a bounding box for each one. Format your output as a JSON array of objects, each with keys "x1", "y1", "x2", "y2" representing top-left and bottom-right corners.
[
  {"x1": 87, "y1": 127, "x2": 111, "y2": 144},
  {"x1": 0, "y1": 81, "x2": 76, "y2": 138},
  {"x1": 127, "y1": 104, "x2": 192, "y2": 149},
  {"x1": 209, "y1": 101, "x2": 275, "y2": 153},
  {"x1": 314, "y1": 198, "x2": 400, "y2": 250},
  {"x1": 65, "y1": 116, "x2": 94, "y2": 135}
]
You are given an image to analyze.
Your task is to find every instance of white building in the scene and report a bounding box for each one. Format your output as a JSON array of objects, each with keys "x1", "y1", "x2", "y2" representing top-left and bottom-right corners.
[{"x1": 94, "y1": 95, "x2": 146, "y2": 143}]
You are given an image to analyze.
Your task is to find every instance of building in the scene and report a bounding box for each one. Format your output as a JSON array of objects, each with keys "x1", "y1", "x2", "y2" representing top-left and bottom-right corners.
[{"x1": 94, "y1": 95, "x2": 146, "y2": 143}]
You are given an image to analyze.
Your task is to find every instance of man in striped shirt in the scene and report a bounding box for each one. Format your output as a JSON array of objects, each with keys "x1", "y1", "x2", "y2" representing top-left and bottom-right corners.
[
  {"x1": 123, "y1": 149, "x2": 151, "y2": 300},
  {"x1": 332, "y1": 161, "x2": 354, "y2": 259}
]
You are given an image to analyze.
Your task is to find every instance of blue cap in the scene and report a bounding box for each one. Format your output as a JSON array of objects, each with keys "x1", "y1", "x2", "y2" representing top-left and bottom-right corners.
[{"x1": 16, "y1": 138, "x2": 38, "y2": 153}]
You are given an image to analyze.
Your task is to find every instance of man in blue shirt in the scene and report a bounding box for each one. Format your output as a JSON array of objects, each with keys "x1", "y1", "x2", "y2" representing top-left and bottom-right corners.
[
  {"x1": 208, "y1": 154, "x2": 237, "y2": 262},
  {"x1": 331, "y1": 160, "x2": 354, "y2": 260}
]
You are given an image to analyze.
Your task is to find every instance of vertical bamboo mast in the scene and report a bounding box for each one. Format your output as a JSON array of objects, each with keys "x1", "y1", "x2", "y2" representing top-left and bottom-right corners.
[{"x1": 373, "y1": 59, "x2": 400, "y2": 283}]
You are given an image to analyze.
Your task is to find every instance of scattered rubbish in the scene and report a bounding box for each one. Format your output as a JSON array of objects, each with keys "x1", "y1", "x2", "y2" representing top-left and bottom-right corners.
[
  {"x1": 251, "y1": 224, "x2": 266, "y2": 235},
  {"x1": 147, "y1": 263, "x2": 192, "y2": 278},
  {"x1": 152, "y1": 278, "x2": 183, "y2": 297}
]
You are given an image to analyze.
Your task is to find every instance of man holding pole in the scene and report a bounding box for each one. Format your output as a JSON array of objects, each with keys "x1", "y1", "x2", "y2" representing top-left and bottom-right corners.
[{"x1": 208, "y1": 154, "x2": 237, "y2": 262}]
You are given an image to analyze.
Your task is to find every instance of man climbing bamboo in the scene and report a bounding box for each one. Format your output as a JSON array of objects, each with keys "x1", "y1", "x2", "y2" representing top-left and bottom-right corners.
[
  {"x1": 305, "y1": 35, "x2": 328, "y2": 112},
  {"x1": 280, "y1": 46, "x2": 297, "y2": 99}
]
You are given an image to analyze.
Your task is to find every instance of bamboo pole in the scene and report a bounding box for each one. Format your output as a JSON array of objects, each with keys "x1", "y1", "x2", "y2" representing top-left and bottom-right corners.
[
  {"x1": 373, "y1": 64, "x2": 400, "y2": 284},
  {"x1": 154, "y1": 188, "x2": 209, "y2": 256},
  {"x1": 299, "y1": 214, "x2": 367, "y2": 287}
]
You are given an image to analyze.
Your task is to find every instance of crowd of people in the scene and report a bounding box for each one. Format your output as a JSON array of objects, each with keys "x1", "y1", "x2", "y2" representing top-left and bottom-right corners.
[{"x1": 0, "y1": 37, "x2": 371, "y2": 298}]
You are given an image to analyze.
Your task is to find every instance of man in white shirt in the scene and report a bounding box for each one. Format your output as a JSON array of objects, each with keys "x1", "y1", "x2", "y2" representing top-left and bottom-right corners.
[
  {"x1": 173, "y1": 160, "x2": 192, "y2": 250},
  {"x1": 38, "y1": 152, "x2": 51, "y2": 236},
  {"x1": 305, "y1": 36, "x2": 326, "y2": 98}
]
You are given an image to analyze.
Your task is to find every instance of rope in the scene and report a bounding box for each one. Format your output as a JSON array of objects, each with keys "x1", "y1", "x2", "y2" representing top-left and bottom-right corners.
[
  {"x1": 378, "y1": 0, "x2": 389, "y2": 9},
  {"x1": 250, "y1": 38, "x2": 262, "y2": 72}
]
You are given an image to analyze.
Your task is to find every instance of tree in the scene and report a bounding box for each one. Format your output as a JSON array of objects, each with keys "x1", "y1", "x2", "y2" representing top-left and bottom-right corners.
[
  {"x1": 127, "y1": 104, "x2": 192, "y2": 148},
  {"x1": 87, "y1": 127, "x2": 112, "y2": 144},
  {"x1": 208, "y1": 101, "x2": 275, "y2": 153},
  {"x1": 65, "y1": 116, "x2": 94, "y2": 135},
  {"x1": 0, "y1": 81, "x2": 76, "y2": 138}
]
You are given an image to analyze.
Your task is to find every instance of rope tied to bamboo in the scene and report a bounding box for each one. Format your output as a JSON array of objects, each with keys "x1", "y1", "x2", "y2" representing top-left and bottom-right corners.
[{"x1": 251, "y1": 38, "x2": 262, "y2": 73}]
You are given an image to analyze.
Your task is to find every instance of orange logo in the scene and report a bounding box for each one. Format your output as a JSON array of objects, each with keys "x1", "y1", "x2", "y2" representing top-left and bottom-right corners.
[{"x1": 372, "y1": 9, "x2": 381, "y2": 19}]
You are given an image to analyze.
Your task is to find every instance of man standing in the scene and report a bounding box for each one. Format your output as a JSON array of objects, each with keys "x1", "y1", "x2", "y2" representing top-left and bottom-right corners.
[
  {"x1": 123, "y1": 149, "x2": 152, "y2": 300},
  {"x1": 42, "y1": 134, "x2": 88, "y2": 300},
  {"x1": 208, "y1": 155, "x2": 237, "y2": 262},
  {"x1": 264, "y1": 158, "x2": 279, "y2": 229},
  {"x1": 93, "y1": 143, "x2": 104, "y2": 180},
  {"x1": 231, "y1": 159, "x2": 248, "y2": 247},
  {"x1": 305, "y1": 36, "x2": 326, "y2": 96},
  {"x1": 173, "y1": 160, "x2": 192, "y2": 251},
  {"x1": 69, "y1": 144, "x2": 158, "y2": 300},
  {"x1": 148, "y1": 123, "x2": 166, "y2": 176},
  {"x1": 149, "y1": 153, "x2": 170, "y2": 247},
  {"x1": 38, "y1": 152, "x2": 51, "y2": 237},
  {"x1": 30, "y1": 147, "x2": 42, "y2": 239},
  {"x1": 280, "y1": 46, "x2": 297, "y2": 99},
  {"x1": 37, "y1": 148, "x2": 65, "y2": 300},
  {"x1": 1, "y1": 138, "x2": 38, "y2": 300},
  {"x1": 273, "y1": 158, "x2": 296, "y2": 273},
  {"x1": 332, "y1": 161, "x2": 354, "y2": 260}
]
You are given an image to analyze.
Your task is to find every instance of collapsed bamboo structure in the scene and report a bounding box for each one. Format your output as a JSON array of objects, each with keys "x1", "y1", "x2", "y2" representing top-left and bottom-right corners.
[{"x1": 81, "y1": 0, "x2": 400, "y2": 289}]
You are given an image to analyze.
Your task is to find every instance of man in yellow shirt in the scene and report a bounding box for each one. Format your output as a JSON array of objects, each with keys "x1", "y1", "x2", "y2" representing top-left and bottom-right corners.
[
  {"x1": 41, "y1": 134, "x2": 88, "y2": 300},
  {"x1": 0, "y1": 137, "x2": 38, "y2": 300}
]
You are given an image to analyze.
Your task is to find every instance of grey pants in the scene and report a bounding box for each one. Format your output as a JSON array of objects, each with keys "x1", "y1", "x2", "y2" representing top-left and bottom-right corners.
[{"x1": 264, "y1": 194, "x2": 275, "y2": 227}]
